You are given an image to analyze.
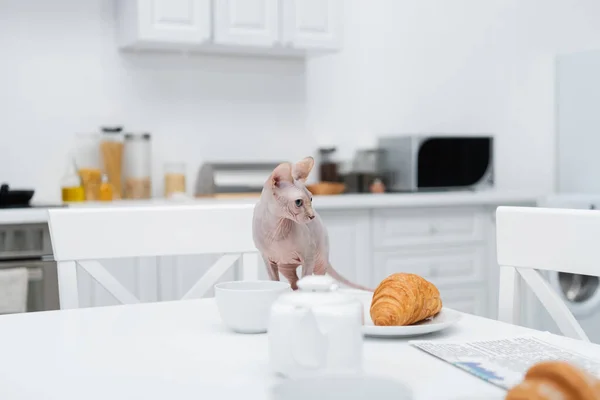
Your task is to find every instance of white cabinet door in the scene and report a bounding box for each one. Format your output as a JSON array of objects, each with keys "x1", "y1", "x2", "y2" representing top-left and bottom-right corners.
[
  {"x1": 319, "y1": 210, "x2": 371, "y2": 287},
  {"x1": 281, "y1": 0, "x2": 342, "y2": 50},
  {"x1": 213, "y1": 0, "x2": 279, "y2": 47},
  {"x1": 140, "y1": 0, "x2": 211, "y2": 44},
  {"x1": 118, "y1": 0, "x2": 211, "y2": 48},
  {"x1": 441, "y1": 286, "x2": 488, "y2": 317},
  {"x1": 372, "y1": 245, "x2": 487, "y2": 288}
]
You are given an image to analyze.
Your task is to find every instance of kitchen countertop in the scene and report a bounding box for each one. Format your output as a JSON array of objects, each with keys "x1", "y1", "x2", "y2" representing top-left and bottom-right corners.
[{"x1": 0, "y1": 190, "x2": 542, "y2": 225}]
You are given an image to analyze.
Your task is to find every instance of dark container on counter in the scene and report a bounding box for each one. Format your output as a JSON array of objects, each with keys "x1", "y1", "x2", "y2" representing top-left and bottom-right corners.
[
  {"x1": 343, "y1": 148, "x2": 385, "y2": 193},
  {"x1": 318, "y1": 147, "x2": 339, "y2": 183}
]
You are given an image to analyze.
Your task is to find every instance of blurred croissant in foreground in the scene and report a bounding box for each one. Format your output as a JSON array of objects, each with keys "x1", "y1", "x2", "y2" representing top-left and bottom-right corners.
[
  {"x1": 370, "y1": 273, "x2": 442, "y2": 326},
  {"x1": 506, "y1": 361, "x2": 600, "y2": 400}
]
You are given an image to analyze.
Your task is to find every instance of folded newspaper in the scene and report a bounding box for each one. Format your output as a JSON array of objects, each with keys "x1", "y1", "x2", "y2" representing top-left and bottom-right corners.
[{"x1": 410, "y1": 335, "x2": 600, "y2": 390}]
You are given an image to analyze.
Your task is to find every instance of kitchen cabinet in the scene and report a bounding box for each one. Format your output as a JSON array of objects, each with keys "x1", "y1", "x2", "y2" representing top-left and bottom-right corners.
[
  {"x1": 370, "y1": 206, "x2": 492, "y2": 316},
  {"x1": 117, "y1": 0, "x2": 211, "y2": 49},
  {"x1": 319, "y1": 210, "x2": 371, "y2": 285},
  {"x1": 281, "y1": 0, "x2": 343, "y2": 50},
  {"x1": 116, "y1": 0, "x2": 343, "y2": 56},
  {"x1": 372, "y1": 207, "x2": 486, "y2": 248},
  {"x1": 372, "y1": 245, "x2": 487, "y2": 288},
  {"x1": 213, "y1": 0, "x2": 279, "y2": 47},
  {"x1": 441, "y1": 285, "x2": 488, "y2": 317}
]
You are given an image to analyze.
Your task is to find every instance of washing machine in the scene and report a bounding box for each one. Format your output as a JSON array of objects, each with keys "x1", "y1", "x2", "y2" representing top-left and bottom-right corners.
[{"x1": 526, "y1": 195, "x2": 600, "y2": 343}]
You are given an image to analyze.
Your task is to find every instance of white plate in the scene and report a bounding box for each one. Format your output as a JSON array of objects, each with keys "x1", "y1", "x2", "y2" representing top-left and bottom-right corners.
[{"x1": 338, "y1": 288, "x2": 462, "y2": 338}]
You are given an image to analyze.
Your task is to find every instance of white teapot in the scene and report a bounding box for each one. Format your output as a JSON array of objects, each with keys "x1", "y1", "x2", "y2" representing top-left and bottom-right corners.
[{"x1": 268, "y1": 275, "x2": 364, "y2": 378}]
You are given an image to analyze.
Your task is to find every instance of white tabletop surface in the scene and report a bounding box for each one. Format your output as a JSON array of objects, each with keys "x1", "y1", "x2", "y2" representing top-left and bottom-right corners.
[{"x1": 0, "y1": 299, "x2": 596, "y2": 400}]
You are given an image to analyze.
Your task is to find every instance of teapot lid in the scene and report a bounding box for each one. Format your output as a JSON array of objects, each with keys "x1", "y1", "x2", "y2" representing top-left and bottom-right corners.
[
  {"x1": 276, "y1": 275, "x2": 357, "y2": 308},
  {"x1": 297, "y1": 275, "x2": 337, "y2": 291}
]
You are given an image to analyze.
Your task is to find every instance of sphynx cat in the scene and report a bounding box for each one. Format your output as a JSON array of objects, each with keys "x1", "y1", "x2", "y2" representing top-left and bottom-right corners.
[{"x1": 252, "y1": 156, "x2": 373, "y2": 291}]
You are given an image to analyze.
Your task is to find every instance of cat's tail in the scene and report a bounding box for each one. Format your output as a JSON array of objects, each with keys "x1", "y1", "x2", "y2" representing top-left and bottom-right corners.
[{"x1": 327, "y1": 264, "x2": 374, "y2": 292}]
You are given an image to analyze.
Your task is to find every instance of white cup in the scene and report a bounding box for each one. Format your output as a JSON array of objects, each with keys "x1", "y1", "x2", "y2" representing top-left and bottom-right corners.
[
  {"x1": 215, "y1": 280, "x2": 291, "y2": 333},
  {"x1": 270, "y1": 374, "x2": 413, "y2": 400}
]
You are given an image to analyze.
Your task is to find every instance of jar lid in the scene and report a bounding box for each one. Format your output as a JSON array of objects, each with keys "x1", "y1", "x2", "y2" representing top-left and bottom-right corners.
[
  {"x1": 276, "y1": 275, "x2": 356, "y2": 308},
  {"x1": 318, "y1": 147, "x2": 337, "y2": 154},
  {"x1": 101, "y1": 126, "x2": 123, "y2": 133},
  {"x1": 124, "y1": 133, "x2": 151, "y2": 140}
]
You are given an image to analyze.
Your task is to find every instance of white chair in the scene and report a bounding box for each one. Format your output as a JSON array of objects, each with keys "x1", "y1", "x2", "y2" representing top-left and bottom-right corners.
[
  {"x1": 48, "y1": 204, "x2": 259, "y2": 310},
  {"x1": 496, "y1": 206, "x2": 599, "y2": 342}
]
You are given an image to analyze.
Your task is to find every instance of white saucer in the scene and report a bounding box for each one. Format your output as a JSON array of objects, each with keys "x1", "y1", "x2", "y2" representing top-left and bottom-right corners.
[{"x1": 338, "y1": 288, "x2": 462, "y2": 338}]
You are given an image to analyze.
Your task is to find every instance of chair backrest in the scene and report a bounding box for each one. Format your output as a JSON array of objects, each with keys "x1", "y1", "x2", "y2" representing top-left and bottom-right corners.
[
  {"x1": 48, "y1": 204, "x2": 260, "y2": 309},
  {"x1": 496, "y1": 206, "x2": 600, "y2": 341}
]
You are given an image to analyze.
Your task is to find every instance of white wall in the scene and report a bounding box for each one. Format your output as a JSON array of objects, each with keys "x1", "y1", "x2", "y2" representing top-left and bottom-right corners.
[
  {"x1": 307, "y1": 0, "x2": 600, "y2": 193},
  {"x1": 0, "y1": 0, "x2": 309, "y2": 202},
  {"x1": 5, "y1": 1, "x2": 600, "y2": 201}
]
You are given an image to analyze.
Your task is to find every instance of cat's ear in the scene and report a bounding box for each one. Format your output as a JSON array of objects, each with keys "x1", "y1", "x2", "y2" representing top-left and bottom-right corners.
[
  {"x1": 271, "y1": 162, "x2": 294, "y2": 187},
  {"x1": 293, "y1": 156, "x2": 314, "y2": 183}
]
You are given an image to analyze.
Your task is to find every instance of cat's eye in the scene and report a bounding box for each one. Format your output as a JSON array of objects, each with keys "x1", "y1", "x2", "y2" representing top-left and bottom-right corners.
[
  {"x1": 295, "y1": 199, "x2": 303, "y2": 207},
  {"x1": 310, "y1": 197, "x2": 313, "y2": 202}
]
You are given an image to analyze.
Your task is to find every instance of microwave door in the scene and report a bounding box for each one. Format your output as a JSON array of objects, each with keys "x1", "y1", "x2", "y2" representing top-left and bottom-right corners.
[{"x1": 417, "y1": 138, "x2": 492, "y2": 189}]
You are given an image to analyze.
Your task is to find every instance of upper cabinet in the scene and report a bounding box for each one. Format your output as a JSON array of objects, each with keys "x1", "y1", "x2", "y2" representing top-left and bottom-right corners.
[
  {"x1": 213, "y1": 0, "x2": 279, "y2": 47},
  {"x1": 117, "y1": 0, "x2": 211, "y2": 48},
  {"x1": 281, "y1": 0, "x2": 342, "y2": 50},
  {"x1": 116, "y1": 0, "x2": 343, "y2": 57}
]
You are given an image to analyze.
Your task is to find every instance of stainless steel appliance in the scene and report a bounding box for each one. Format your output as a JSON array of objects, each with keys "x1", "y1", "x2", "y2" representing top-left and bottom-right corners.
[
  {"x1": 195, "y1": 162, "x2": 281, "y2": 197},
  {"x1": 377, "y1": 135, "x2": 494, "y2": 192},
  {"x1": 0, "y1": 221, "x2": 60, "y2": 313}
]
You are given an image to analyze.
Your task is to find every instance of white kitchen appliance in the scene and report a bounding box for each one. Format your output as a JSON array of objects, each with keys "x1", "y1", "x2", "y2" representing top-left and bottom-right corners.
[
  {"x1": 377, "y1": 135, "x2": 494, "y2": 192},
  {"x1": 268, "y1": 275, "x2": 363, "y2": 378},
  {"x1": 0, "y1": 221, "x2": 60, "y2": 313}
]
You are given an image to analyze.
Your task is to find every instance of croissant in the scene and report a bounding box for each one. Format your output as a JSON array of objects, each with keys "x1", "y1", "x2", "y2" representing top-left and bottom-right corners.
[
  {"x1": 505, "y1": 361, "x2": 600, "y2": 400},
  {"x1": 370, "y1": 273, "x2": 442, "y2": 326}
]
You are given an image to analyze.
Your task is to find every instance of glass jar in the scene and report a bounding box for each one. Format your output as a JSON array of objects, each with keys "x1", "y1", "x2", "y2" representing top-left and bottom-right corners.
[
  {"x1": 99, "y1": 173, "x2": 114, "y2": 201},
  {"x1": 60, "y1": 160, "x2": 85, "y2": 203},
  {"x1": 352, "y1": 149, "x2": 383, "y2": 193},
  {"x1": 318, "y1": 147, "x2": 339, "y2": 183},
  {"x1": 123, "y1": 133, "x2": 152, "y2": 199},
  {"x1": 164, "y1": 162, "x2": 186, "y2": 198},
  {"x1": 73, "y1": 133, "x2": 102, "y2": 201},
  {"x1": 100, "y1": 126, "x2": 124, "y2": 199}
]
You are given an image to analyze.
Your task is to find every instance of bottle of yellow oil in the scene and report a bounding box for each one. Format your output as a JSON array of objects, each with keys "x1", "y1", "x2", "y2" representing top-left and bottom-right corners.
[
  {"x1": 61, "y1": 161, "x2": 85, "y2": 203},
  {"x1": 98, "y1": 173, "x2": 114, "y2": 201}
]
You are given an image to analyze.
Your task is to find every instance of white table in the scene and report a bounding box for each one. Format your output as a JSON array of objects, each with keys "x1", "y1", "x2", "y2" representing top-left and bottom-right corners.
[{"x1": 1, "y1": 300, "x2": 599, "y2": 400}]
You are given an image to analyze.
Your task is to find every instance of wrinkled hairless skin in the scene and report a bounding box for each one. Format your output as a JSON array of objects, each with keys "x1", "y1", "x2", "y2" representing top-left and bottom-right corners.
[{"x1": 252, "y1": 157, "x2": 373, "y2": 291}]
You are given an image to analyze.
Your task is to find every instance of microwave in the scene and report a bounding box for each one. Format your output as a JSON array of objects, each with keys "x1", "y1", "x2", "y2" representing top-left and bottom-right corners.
[{"x1": 377, "y1": 135, "x2": 494, "y2": 192}]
